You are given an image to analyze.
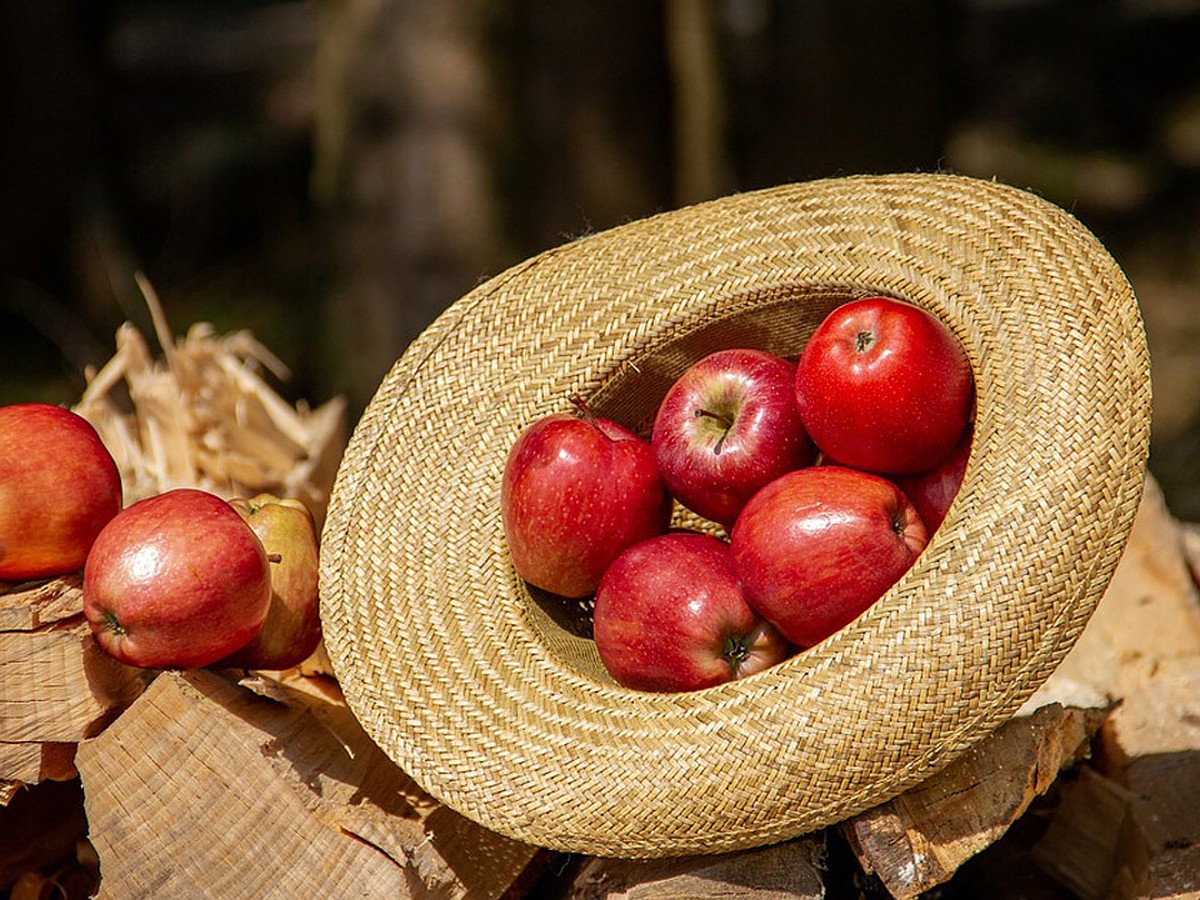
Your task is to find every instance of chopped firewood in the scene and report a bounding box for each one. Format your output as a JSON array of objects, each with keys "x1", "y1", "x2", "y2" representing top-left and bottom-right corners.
[
  {"x1": 72, "y1": 276, "x2": 346, "y2": 527},
  {"x1": 1032, "y1": 766, "x2": 1151, "y2": 900},
  {"x1": 567, "y1": 836, "x2": 826, "y2": 899},
  {"x1": 844, "y1": 701, "x2": 1106, "y2": 900},
  {"x1": 0, "y1": 746, "x2": 41, "y2": 790},
  {"x1": 77, "y1": 669, "x2": 538, "y2": 899},
  {"x1": 0, "y1": 577, "x2": 153, "y2": 791},
  {"x1": 1091, "y1": 656, "x2": 1200, "y2": 898},
  {"x1": 841, "y1": 474, "x2": 1198, "y2": 899},
  {"x1": 241, "y1": 667, "x2": 541, "y2": 894},
  {"x1": 1027, "y1": 475, "x2": 1200, "y2": 899},
  {"x1": 0, "y1": 575, "x2": 86, "y2": 631},
  {"x1": 0, "y1": 743, "x2": 78, "y2": 792}
]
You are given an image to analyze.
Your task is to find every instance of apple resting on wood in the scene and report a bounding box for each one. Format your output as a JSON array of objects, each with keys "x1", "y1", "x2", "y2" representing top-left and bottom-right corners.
[
  {"x1": 0, "y1": 403, "x2": 122, "y2": 581},
  {"x1": 730, "y1": 466, "x2": 928, "y2": 649},
  {"x1": 652, "y1": 349, "x2": 815, "y2": 527},
  {"x1": 501, "y1": 402, "x2": 672, "y2": 598},
  {"x1": 219, "y1": 494, "x2": 322, "y2": 671},
  {"x1": 795, "y1": 296, "x2": 973, "y2": 475},
  {"x1": 593, "y1": 532, "x2": 790, "y2": 692},
  {"x1": 83, "y1": 488, "x2": 272, "y2": 669}
]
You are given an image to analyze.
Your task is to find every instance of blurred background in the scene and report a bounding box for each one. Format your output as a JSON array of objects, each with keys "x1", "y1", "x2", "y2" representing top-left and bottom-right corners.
[{"x1": 2, "y1": 0, "x2": 1198, "y2": 516}]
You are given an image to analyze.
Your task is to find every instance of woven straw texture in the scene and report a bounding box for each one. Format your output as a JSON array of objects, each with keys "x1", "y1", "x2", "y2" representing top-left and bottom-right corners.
[{"x1": 320, "y1": 173, "x2": 1152, "y2": 857}]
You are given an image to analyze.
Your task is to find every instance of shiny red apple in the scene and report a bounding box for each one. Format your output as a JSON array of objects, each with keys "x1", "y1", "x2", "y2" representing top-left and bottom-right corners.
[
  {"x1": 0, "y1": 403, "x2": 122, "y2": 582},
  {"x1": 795, "y1": 297, "x2": 973, "y2": 475},
  {"x1": 83, "y1": 488, "x2": 272, "y2": 669},
  {"x1": 502, "y1": 404, "x2": 672, "y2": 598},
  {"x1": 593, "y1": 531, "x2": 791, "y2": 692},
  {"x1": 219, "y1": 494, "x2": 322, "y2": 671},
  {"x1": 730, "y1": 466, "x2": 928, "y2": 649},
  {"x1": 652, "y1": 349, "x2": 815, "y2": 527},
  {"x1": 894, "y1": 425, "x2": 973, "y2": 534}
]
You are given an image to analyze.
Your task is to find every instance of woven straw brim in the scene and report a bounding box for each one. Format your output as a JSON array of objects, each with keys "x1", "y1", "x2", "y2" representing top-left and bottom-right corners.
[{"x1": 320, "y1": 173, "x2": 1151, "y2": 858}]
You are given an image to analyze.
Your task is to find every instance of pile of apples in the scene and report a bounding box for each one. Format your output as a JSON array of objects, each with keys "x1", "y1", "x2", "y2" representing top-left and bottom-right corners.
[
  {"x1": 0, "y1": 403, "x2": 322, "y2": 671},
  {"x1": 502, "y1": 297, "x2": 975, "y2": 693}
]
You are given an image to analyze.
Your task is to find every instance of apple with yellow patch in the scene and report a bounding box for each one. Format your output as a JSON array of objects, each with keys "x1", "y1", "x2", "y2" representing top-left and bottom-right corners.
[{"x1": 220, "y1": 493, "x2": 323, "y2": 671}]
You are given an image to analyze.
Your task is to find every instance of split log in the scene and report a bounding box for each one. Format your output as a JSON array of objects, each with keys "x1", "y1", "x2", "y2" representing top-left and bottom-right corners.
[
  {"x1": 1031, "y1": 766, "x2": 1150, "y2": 900},
  {"x1": 0, "y1": 743, "x2": 78, "y2": 794},
  {"x1": 77, "y1": 668, "x2": 538, "y2": 899},
  {"x1": 568, "y1": 836, "x2": 826, "y2": 900},
  {"x1": 1090, "y1": 656, "x2": 1200, "y2": 898},
  {"x1": 843, "y1": 701, "x2": 1106, "y2": 900},
  {"x1": 0, "y1": 576, "x2": 153, "y2": 792}
]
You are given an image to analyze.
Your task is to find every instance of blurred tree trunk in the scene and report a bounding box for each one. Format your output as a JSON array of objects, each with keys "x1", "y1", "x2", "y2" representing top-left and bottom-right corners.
[
  {"x1": 313, "y1": 0, "x2": 510, "y2": 415},
  {"x1": 313, "y1": 1, "x2": 676, "y2": 413},
  {"x1": 666, "y1": 0, "x2": 734, "y2": 205}
]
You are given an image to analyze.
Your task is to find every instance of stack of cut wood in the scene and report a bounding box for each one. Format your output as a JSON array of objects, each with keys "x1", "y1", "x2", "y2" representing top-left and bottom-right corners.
[{"x1": 3, "y1": 308, "x2": 1198, "y2": 898}]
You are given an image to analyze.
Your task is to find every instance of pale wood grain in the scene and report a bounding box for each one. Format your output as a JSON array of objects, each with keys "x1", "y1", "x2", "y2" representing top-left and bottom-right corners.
[
  {"x1": 78, "y1": 669, "x2": 537, "y2": 899},
  {"x1": 0, "y1": 577, "x2": 152, "y2": 791}
]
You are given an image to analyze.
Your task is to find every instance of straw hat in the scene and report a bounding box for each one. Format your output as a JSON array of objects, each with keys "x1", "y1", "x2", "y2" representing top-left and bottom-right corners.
[{"x1": 319, "y1": 173, "x2": 1151, "y2": 857}]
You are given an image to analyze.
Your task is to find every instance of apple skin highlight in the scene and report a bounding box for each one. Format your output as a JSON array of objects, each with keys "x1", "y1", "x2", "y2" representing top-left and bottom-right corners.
[{"x1": 83, "y1": 488, "x2": 272, "y2": 669}]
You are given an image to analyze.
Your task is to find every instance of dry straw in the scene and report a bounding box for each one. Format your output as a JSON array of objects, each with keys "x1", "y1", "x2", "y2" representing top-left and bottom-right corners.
[
  {"x1": 72, "y1": 276, "x2": 346, "y2": 527},
  {"x1": 320, "y1": 173, "x2": 1152, "y2": 857}
]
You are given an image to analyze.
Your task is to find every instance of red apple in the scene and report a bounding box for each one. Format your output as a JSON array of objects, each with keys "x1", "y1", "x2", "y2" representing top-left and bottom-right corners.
[
  {"x1": 502, "y1": 404, "x2": 672, "y2": 598},
  {"x1": 894, "y1": 425, "x2": 973, "y2": 534},
  {"x1": 730, "y1": 466, "x2": 928, "y2": 649},
  {"x1": 651, "y1": 349, "x2": 815, "y2": 527},
  {"x1": 0, "y1": 403, "x2": 122, "y2": 581},
  {"x1": 219, "y1": 494, "x2": 322, "y2": 671},
  {"x1": 593, "y1": 531, "x2": 790, "y2": 692},
  {"x1": 83, "y1": 488, "x2": 272, "y2": 669},
  {"x1": 795, "y1": 297, "x2": 973, "y2": 475}
]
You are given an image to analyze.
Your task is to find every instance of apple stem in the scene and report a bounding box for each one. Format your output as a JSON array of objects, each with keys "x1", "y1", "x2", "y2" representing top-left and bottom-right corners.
[
  {"x1": 267, "y1": 553, "x2": 283, "y2": 564},
  {"x1": 693, "y1": 408, "x2": 733, "y2": 428},
  {"x1": 855, "y1": 330, "x2": 876, "y2": 353},
  {"x1": 693, "y1": 408, "x2": 734, "y2": 456},
  {"x1": 569, "y1": 394, "x2": 600, "y2": 429}
]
